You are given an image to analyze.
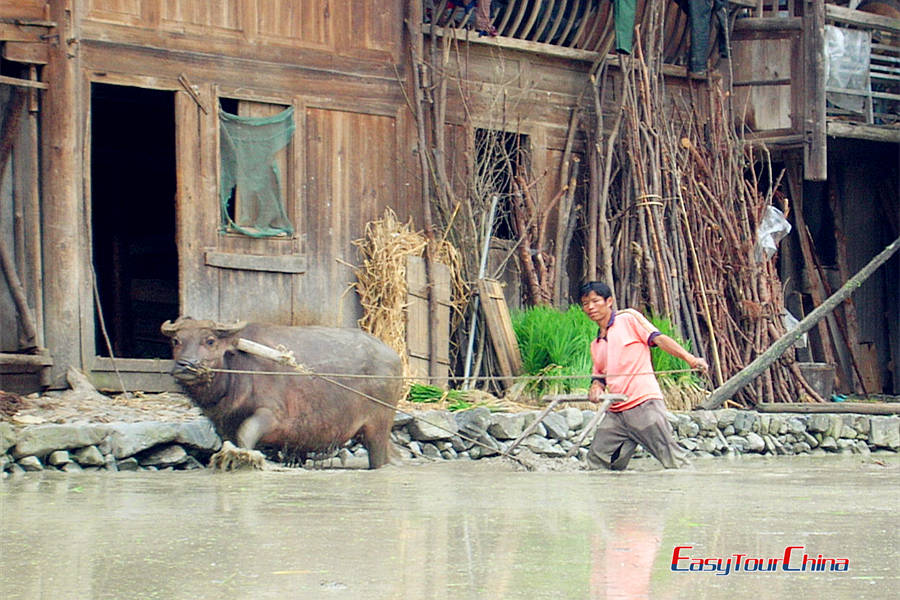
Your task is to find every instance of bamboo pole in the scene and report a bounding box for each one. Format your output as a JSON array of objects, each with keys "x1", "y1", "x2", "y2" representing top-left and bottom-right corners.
[{"x1": 700, "y1": 235, "x2": 900, "y2": 410}]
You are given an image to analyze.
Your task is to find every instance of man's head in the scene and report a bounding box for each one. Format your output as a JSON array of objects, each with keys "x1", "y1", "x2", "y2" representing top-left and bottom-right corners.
[{"x1": 579, "y1": 281, "x2": 614, "y2": 327}]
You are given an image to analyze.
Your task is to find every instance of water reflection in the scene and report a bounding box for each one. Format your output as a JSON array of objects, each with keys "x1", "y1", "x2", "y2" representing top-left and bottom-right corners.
[{"x1": 1, "y1": 456, "x2": 897, "y2": 599}]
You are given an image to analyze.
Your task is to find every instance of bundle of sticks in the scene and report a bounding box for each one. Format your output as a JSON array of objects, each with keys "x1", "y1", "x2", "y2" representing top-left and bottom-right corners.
[{"x1": 584, "y1": 10, "x2": 812, "y2": 406}]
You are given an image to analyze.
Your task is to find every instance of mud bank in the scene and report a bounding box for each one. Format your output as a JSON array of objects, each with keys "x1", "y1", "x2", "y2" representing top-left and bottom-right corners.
[{"x1": 1, "y1": 406, "x2": 898, "y2": 474}]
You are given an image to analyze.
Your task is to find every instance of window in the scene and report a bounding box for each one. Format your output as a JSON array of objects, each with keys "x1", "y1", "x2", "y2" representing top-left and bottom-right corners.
[
  {"x1": 218, "y1": 98, "x2": 295, "y2": 237},
  {"x1": 474, "y1": 127, "x2": 530, "y2": 240}
]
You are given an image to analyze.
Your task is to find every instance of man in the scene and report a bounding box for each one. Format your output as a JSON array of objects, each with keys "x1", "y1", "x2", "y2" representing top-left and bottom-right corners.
[{"x1": 580, "y1": 281, "x2": 708, "y2": 470}]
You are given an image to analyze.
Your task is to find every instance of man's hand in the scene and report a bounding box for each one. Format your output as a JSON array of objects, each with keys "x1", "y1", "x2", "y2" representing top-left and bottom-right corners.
[
  {"x1": 588, "y1": 380, "x2": 604, "y2": 403},
  {"x1": 688, "y1": 355, "x2": 709, "y2": 374}
]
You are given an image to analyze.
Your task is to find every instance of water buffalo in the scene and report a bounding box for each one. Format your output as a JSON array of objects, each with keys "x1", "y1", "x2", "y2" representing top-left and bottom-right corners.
[{"x1": 160, "y1": 317, "x2": 403, "y2": 469}]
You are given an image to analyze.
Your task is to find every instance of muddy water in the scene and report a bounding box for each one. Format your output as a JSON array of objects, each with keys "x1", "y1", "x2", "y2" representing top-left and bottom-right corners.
[{"x1": 1, "y1": 455, "x2": 897, "y2": 600}]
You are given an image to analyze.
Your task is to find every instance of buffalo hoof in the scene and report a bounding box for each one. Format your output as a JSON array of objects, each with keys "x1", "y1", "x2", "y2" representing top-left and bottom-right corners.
[{"x1": 209, "y1": 441, "x2": 267, "y2": 471}]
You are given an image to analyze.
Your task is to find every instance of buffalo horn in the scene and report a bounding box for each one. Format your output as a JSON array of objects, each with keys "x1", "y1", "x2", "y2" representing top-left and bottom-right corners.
[
  {"x1": 214, "y1": 320, "x2": 246, "y2": 336},
  {"x1": 160, "y1": 317, "x2": 186, "y2": 337}
]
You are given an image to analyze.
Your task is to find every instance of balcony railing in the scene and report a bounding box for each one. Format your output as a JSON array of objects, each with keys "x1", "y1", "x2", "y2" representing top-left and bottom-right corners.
[{"x1": 423, "y1": 0, "x2": 752, "y2": 67}]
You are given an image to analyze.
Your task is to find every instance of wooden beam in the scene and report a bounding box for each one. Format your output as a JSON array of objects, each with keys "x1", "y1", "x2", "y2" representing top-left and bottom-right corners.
[
  {"x1": 826, "y1": 4, "x2": 900, "y2": 34},
  {"x1": 733, "y1": 17, "x2": 803, "y2": 32},
  {"x1": 3, "y1": 41, "x2": 49, "y2": 64},
  {"x1": 827, "y1": 120, "x2": 900, "y2": 143},
  {"x1": 756, "y1": 402, "x2": 900, "y2": 415},
  {"x1": 0, "y1": 22, "x2": 51, "y2": 43},
  {"x1": 204, "y1": 250, "x2": 307, "y2": 274},
  {"x1": 0, "y1": 74, "x2": 47, "y2": 89},
  {"x1": 0, "y1": 352, "x2": 53, "y2": 367},
  {"x1": 699, "y1": 235, "x2": 900, "y2": 410}
]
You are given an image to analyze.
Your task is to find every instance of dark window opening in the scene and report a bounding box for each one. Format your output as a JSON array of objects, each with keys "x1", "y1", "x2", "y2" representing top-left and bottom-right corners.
[
  {"x1": 474, "y1": 128, "x2": 529, "y2": 240},
  {"x1": 91, "y1": 83, "x2": 178, "y2": 359},
  {"x1": 219, "y1": 97, "x2": 239, "y2": 225}
]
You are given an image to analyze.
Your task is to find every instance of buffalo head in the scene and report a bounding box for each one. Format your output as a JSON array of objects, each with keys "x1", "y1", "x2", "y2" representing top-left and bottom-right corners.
[{"x1": 160, "y1": 317, "x2": 246, "y2": 386}]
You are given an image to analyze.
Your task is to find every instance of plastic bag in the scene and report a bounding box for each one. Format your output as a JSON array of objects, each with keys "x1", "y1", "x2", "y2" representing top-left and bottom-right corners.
[
  {"x1": 781, "y1": 308, "x2": 807, "y2": 349},
  {"x1": 753, "y1": 205, "x2": 792, "y2": 263}
]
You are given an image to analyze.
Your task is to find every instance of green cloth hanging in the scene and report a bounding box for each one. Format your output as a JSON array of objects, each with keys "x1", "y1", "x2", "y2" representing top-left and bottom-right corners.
[{"x1": 219, "y1": 106, "x2": 295, "y2": 237}]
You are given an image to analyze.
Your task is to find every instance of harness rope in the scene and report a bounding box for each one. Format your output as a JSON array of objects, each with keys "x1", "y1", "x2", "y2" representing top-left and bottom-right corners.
[{"x1": 200, "y1": 338, "x2": 706, "y2": 471}]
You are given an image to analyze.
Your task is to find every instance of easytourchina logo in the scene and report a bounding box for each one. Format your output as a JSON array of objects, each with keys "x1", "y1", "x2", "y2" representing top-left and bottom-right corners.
[{"x1": 671, "y1": 546, "x2": 849, "y2": 575}]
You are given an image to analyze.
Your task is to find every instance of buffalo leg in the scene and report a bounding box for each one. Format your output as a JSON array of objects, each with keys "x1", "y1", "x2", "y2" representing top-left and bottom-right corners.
[
  {"x1": 208, "y1": 409, "x2": 275, "y2": 471},
  {"x1": 236, "y1": 408, "x2": 276, "y2": 449},
  {"x1": 360, "y1": 421, "x2": 392, "y2": 469}
]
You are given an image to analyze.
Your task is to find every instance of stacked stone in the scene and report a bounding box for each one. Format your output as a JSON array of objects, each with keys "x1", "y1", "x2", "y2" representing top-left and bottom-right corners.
[
  {"x1": 0, "y1": 420, "x2": 221, "y2": 475},
  {"x1": 388, "y1": 408, "x2": 899, "y2": 463},
  {"x1": 2, "y1": 409, "x2": 898, "y2": 474}
]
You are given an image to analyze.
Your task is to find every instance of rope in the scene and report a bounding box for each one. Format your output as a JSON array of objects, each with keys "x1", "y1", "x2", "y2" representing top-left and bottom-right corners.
[
  {"x1": 225, "y1": 340, "x2": 536, "y2": 469},
  {"x1": 207, "y1": 367, "x2": 703, "y2": 380},
  {"x1": 288, "y1": 369, "x2": 535, "y2": 469},
  {"x1": 206, "y1": 340, "x2": 707, "y2": 470}
]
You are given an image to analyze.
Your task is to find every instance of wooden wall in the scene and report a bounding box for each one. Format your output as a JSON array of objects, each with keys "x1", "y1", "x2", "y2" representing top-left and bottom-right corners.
[
  {"x1": 80, "y1": 0, "x2": 413, "y2": 338},
  {"x1": 3, "y1": 0, "x2": 420, "y2": 388}
]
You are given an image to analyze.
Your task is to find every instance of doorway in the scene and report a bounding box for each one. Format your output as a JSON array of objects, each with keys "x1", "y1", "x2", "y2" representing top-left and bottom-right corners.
[{"x1": 90, "y1": 83, "x2": 178, "y2": 359}]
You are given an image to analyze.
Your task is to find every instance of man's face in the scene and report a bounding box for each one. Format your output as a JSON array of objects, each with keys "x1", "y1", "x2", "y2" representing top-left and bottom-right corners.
[{"x1": 581, "y1": 290, "x2": 614, "y2": 327}]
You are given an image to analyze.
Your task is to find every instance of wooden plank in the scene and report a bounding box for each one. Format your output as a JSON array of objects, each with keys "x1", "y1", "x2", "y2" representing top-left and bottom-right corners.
[
  {"x1": 0, "y1": 22, "x2": 48, "y2": 43},
  {"x1": 827, "y1": 120, "x2": 900, "y2": 143},
  {"x1": 0, "y1": 74, "x2": 47, "y2": 90},
  {"x1": 424, "y1": 24, "x2": 603, "y2": 63},
  {"x1": 304, "y1": 107, "x2": 400, "y2": 326},
  {"x1": 406, "y1": 255, "x2": 451, "y2": 378},
  {"x1": 857, "y1": 342, "x2": 884, "y2": 393},
  {"x1": 0, "y1": 352, "x2": 53, "y2": 367},
  {"x1": 175, "y1": 87, "x2": 217, "y2": 321},
  {"x1": 477, "y1": 278, "x2": 522, "y2": 384},
  {"x1": 3, "y1": 41, "x2": 49, "y2": 64},
  {"x1": 756, "y1": 402, "x2": 900, "y2": 415},
  {"x1": 826, "y1": 3, "x2": 900, "y2": 34},
  {"x1": 204, "y1": 250, "x2": 307, "y2": 274},
  {"x1": 733, "y1": 17, "x2": 803, "y2": 32}
]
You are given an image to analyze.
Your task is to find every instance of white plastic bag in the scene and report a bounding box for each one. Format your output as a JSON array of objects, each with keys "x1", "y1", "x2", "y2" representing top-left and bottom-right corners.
[
  {"x1": 753, "y1": 205, "x2": 792, "y2": 263},
  {"x1": 781, "y1": 308, "x2": 808, "y2": 349}
]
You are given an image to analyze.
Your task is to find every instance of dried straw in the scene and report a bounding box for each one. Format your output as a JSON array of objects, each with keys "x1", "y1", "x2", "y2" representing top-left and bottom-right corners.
[{"x1": 352, "y1": 209, "x2": 426, "y2": 379}]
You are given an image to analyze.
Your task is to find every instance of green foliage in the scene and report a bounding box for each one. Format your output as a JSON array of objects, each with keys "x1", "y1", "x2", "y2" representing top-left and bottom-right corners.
[
  {"x1": 648, "y1": 315, "x2": 702, "y2": 387},
  {"x1": 511, "y1": 305, "x2": 597, "y2": 397},
  {"x1": 406, "y1": 383, "x2": 472, "y2": 412}
]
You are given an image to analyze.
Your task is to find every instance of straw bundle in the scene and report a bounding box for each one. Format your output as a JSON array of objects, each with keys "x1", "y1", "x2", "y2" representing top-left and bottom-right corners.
[{"x1": 352, "y1": 209, "x2": 427, "y2": 378}]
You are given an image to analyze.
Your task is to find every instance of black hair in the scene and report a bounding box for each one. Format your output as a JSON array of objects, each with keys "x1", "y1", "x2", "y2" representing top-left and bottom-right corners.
[{"x1": 578, "y1": 281, "x2": 612, "y2": 299}]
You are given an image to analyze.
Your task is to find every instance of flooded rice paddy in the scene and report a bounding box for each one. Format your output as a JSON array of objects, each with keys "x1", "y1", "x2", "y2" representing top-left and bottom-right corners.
[{"x1": 1, "y1": 454, "x2": 897, "y2": 600}]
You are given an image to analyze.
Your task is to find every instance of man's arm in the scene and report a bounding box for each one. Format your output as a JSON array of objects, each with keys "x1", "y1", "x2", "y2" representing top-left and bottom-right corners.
[{"x1": 652, "y1": 334, "x2": 709, "y2": 373}]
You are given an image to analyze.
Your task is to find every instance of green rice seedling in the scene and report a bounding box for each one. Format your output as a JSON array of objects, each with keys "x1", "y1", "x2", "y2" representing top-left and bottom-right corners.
[{"x1": 512, "y1": 305, "x2": 596, "y2": 398}]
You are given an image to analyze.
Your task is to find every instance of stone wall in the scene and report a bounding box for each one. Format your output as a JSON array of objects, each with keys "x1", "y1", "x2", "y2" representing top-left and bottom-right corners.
[{"x1": 2, "y1": 408, "x2": 898, "y2": 473}]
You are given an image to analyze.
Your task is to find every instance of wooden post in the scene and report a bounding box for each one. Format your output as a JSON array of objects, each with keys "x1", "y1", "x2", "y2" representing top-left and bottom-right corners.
[
  {"x1": 41, "y1": 0, "x2": 83, "y2": 386},
  {"x1": 804, "y1": 0, "x2": 827, "y2": 181},
  {"x1": 699, "y1": 235, "x2": 900, "y2": 410},
  {"x1": 406, "y1": 1, "x2": 440, "y2": 381},
  {"x1": 27, "y1": 66, "x2": 45, "y2": 351}
]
